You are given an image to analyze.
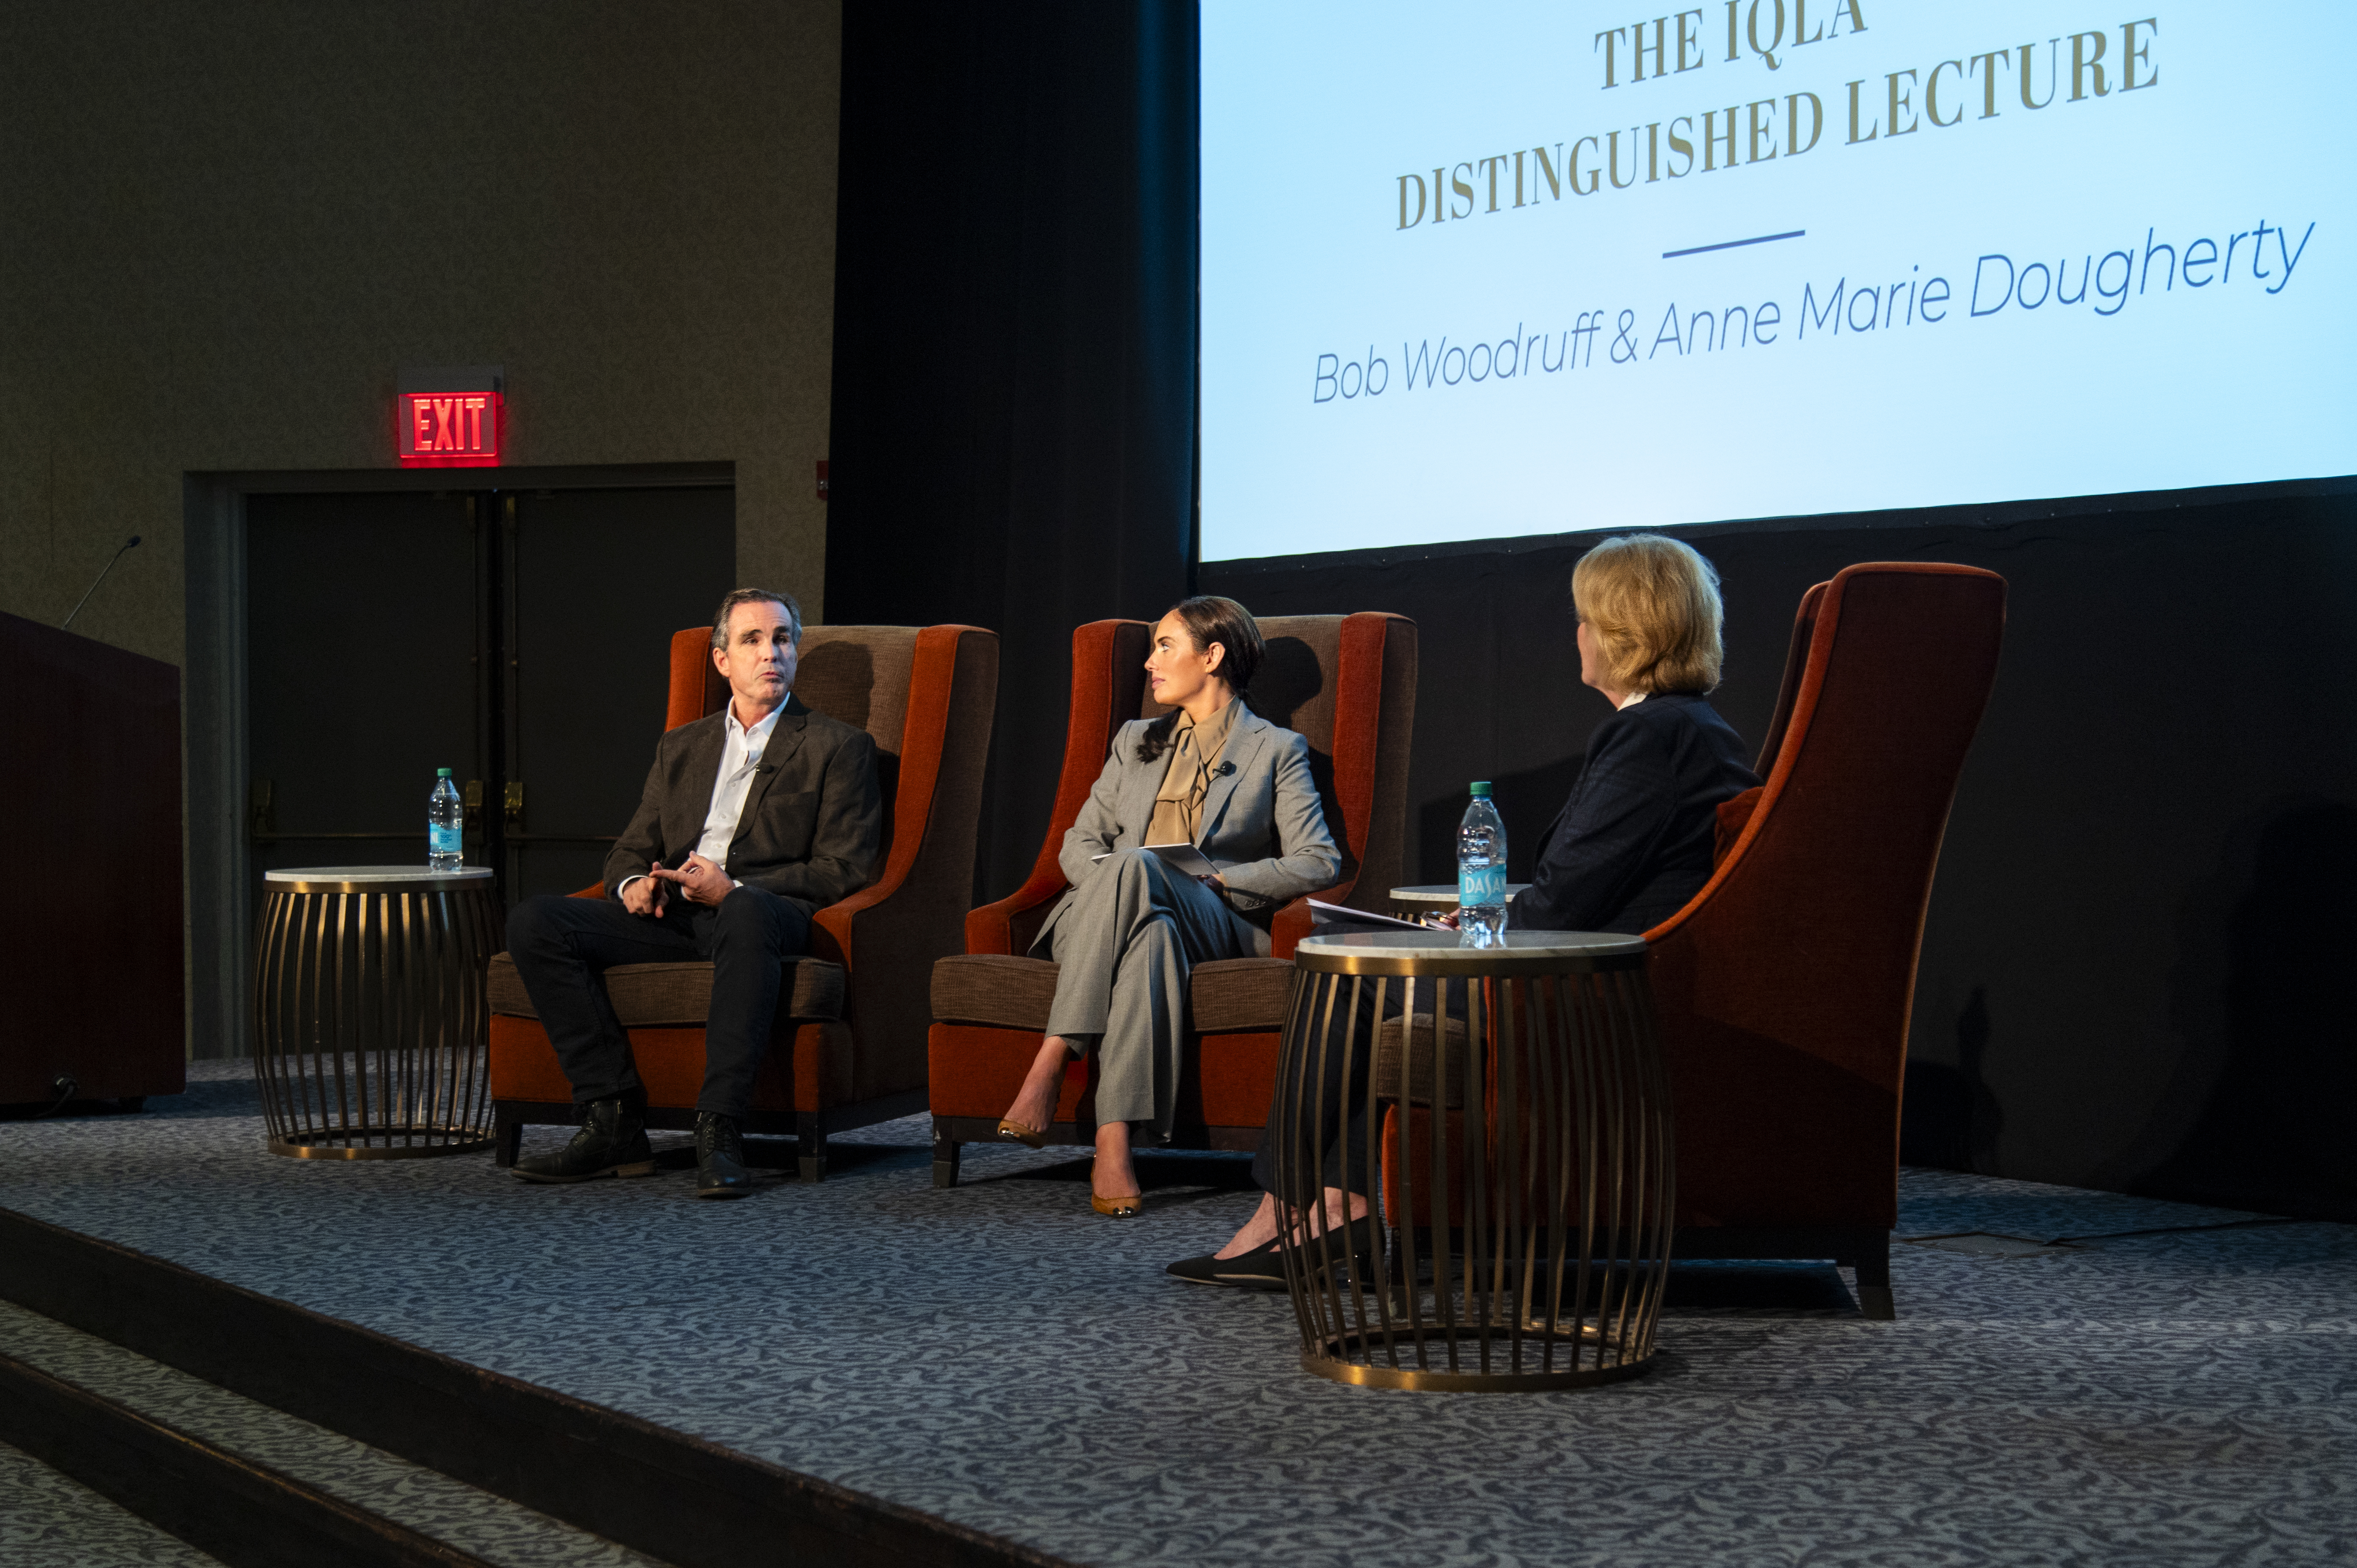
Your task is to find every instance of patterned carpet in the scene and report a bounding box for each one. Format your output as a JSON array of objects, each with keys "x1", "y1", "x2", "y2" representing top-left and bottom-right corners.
[
  {"x1": 0, "y1": 1440, "x2": 223, "y2": 1568},
  {"x1": 0, "y1": 1296, "x2": 658, "y2": 1568},
  {"x1": 1, "y1": 1060, "x2": 2351, "y2": 1568}
]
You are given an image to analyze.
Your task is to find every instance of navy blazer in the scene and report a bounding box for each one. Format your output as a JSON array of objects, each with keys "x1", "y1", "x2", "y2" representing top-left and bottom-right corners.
[{"x1": 1515, "y1": 691, "x2": 1759, "y2": 937}]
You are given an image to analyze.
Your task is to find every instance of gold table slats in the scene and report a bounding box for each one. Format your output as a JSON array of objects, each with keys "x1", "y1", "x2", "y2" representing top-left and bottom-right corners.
[
  {"x1": 1274, "y1": 930, "x2": 1675, "y2": 1391},
  {"x1": 251, "y1": 868, "x2": 503, "y2": 1159}
]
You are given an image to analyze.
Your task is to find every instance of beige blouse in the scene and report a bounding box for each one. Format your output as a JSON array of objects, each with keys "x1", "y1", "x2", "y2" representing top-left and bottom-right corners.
[{"x1": 1145, "y1": 699, "x2": 1241, "y2": 846}]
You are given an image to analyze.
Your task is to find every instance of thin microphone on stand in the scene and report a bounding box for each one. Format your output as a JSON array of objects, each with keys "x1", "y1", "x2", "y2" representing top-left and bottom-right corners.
[{"x1": 61, "y1": 536, "x2": 140, "y2": 631}]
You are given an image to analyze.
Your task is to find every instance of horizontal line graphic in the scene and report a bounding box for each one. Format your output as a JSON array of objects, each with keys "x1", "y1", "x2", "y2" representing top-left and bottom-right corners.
[{"x1": 1663, "y1": 229, "x2": 1805, "y2": 259}]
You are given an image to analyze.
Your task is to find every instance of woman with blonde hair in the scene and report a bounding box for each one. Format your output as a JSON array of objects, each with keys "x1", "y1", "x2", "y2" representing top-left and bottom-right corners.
[
  {"x1": 1513, "y1": 532, "x2": 1759, "y2": 933},
  {"x1": 1172, "y1": 533, "x2": 1756, "y2": 1286},
  {"x1": 996, "y1": 595, "x2": 1340, "y2": 1217}
]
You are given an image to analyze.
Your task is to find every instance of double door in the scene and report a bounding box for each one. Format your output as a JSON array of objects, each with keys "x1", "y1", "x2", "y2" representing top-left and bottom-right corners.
[{"x1": 244, "y1": 485, "x2": 736, "y2": 920}]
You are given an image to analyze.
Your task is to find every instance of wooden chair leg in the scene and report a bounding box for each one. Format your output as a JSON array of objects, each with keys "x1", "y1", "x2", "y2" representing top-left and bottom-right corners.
[
  {"x1": 1855, "y1": 1233, "x2": 1895, "y2": 1321},
  {"x1": 932, "y1": 1122, "x2": 961, "y2": 1188},
  {"x1": 796, "y1": 1113, "x2": 827, "y2": 1183}
]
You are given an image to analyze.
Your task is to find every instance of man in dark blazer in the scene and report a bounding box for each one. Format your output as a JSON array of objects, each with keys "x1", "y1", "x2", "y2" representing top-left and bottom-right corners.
[{"x1": 505, "y1": 588, "x2": 882, "y2": 1197}]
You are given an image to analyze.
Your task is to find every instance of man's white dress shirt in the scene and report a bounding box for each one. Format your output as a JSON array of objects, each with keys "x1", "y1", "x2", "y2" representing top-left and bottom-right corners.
[
  {"x1": 696, "y1": 702, "x2": 785, "y2": 864},
  {"x1": 619, "y1": 700, "x2": 786, "y2": 900}
]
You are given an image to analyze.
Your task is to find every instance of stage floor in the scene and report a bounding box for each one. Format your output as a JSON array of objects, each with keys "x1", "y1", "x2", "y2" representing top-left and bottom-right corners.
[{"x1": 3, "y1": 1061, "x2": 2353, "y2": 1567}]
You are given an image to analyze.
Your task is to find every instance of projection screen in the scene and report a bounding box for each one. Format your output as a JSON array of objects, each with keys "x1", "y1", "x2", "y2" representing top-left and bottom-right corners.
[{"x1": 1199, "y1": 2, "x2": 2356, "y2": 561}]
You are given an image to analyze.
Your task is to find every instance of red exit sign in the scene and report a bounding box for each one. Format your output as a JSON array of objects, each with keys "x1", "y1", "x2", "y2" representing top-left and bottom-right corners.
[{"x1": 396, "y1": 366, "x2": 503, "y2": 468}]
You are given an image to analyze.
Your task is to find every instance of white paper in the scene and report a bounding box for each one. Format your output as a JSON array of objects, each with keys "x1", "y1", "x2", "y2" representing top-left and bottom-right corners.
[{"x1": 1308, "y1": 898, "x2": 1434, "y2": 931}]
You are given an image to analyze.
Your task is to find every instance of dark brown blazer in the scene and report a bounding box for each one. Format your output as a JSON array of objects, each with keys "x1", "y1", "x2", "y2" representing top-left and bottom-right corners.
[{"x1": 602, "y1": 694, "x2": 883, "y2": 915}]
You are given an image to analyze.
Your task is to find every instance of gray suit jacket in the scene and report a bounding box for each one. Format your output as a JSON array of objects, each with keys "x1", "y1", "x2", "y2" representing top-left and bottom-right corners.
[
  {"x1": 1035, "y1": 704, "x2": 1341, "y2": 949},
  {"x1": 602, "y1": 694, "x2": 883, "y2": 916}
]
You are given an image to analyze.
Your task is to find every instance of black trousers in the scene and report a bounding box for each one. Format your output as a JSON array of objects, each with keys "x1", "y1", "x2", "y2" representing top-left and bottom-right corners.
[
  {"x1": 1251, "y1": 977, "x2": 1380, "y2": 1201},
  {"x1": 505, "y1": 887, "x2": 811, "y2": 1120},
  {"x1": 1249, "y1": 971, "x2": 1472, "y2": 1202}
]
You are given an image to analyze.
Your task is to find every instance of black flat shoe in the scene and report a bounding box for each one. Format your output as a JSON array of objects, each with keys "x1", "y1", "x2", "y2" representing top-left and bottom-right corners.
[
  {"x1": 693, "y1": 1111, "x2": 755, "y2": 1199},
  {"x1": 512, "y1": 1094, "x2": 655, "y2": 1183},
  {"x1": 1166, "y1": 1239, "x2": 1279, "y2": 1287},
  {"x1": 1223, "y1": 1218, "x2": 1381, "y2": 1290}
]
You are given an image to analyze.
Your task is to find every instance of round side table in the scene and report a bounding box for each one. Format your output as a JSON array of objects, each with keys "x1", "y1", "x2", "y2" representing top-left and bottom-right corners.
[
  {"x1": 1388, "y1": 882, "x2": 1528, "y2": 921},
  {"x1": 1273, "y1": 929, "x2": 1675, "y2": 1391},
  {"x1": 252, "y1": 867, "x2": 504, "y2": 1159}
]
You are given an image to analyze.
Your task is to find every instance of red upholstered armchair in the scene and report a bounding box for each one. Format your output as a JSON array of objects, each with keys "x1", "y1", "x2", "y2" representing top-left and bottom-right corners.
[
  {"x1": 486, "y1": 622, "x2": 999, "y2": 1180},
  {"x1": 925, "y1": 613, "x2": 1417, "y2": 1186},
  {"x1": 1644, "y1": 562, "x2": 2006, "y2": 1316},
  {"x1": 1372, "y1": 564, "x2": 2002, "y2": 1318}
]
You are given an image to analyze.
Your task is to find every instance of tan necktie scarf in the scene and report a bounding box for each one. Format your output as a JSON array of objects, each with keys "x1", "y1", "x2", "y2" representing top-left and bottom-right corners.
[{"x1": 1146, "y1": 699, "x2": 1241, "y2": 847}]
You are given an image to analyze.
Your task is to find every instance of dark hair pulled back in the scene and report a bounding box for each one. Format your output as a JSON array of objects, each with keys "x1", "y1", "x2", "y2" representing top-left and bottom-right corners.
[{"x1": 1135, "y1": 596, "x2": 1264, "y2": 763}]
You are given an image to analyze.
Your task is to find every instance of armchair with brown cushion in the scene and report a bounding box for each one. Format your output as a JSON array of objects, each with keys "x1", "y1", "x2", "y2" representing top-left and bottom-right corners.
[
  {"x1": 925, "y1": 613, "x2": 1417, "y2": 1186},
  {"x1": 1373, "y1": 562, "x2": 2005, "y2": 1318},
  {"x1": 487, "y1": 622, "x2": 999, "y2": 1180},
  {"x1": 1652, "y1": 561, "x2": 2006, "y2": 1316}
]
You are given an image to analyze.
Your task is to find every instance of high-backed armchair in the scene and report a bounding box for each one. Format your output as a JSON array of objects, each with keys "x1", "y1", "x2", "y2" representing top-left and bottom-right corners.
[
  {"x1": 1374, "y1": 563, "x2": 2005, "y2": 1318},
  {"x1": 925, "y1": 613, "x2": 1417, "y2": 1186},
  {"x1": 486, "y1": 623, "x2": 999, "y2": 1180},
  {"x1": 1654, "y1": 562, "x2": 2006, "y2": 1316}
]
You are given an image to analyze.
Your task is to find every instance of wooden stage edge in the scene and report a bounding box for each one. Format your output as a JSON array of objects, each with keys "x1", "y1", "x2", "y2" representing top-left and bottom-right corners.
[
  {"x1": 0, "y1": 1347, "x2": 495, "y2": 1568},
  {"x1": 0, "y1": 1204, "x2": 1075, "y2": 1568}
]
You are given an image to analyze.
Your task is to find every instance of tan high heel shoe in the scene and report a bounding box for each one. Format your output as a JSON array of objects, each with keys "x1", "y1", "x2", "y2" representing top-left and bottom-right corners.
[
  {"x1": 994, "y1": 1117, "x2": 1047, "y2": 1150},
  {"x1": 1091, "y1": 1191, "x2": 1144, "y2": 1218}
]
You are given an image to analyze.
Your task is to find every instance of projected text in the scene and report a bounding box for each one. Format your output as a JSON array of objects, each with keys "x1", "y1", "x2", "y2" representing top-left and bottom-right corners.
[{"x1": 1395, "y1": 16, "x2": 2157, "y2": 231}]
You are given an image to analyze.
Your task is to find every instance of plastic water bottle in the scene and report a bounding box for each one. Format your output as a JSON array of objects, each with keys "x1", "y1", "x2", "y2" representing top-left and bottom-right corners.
[
  {"x1": 1458, "y1": 781, "x2": 1508, "y2": 948},
  {"x1": 428, "y1": 769, "x2": 464, "y2": 872}
]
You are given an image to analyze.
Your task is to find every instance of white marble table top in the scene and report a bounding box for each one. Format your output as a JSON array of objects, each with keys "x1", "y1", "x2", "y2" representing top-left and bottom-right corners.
[
  {"x1": 264, "y1": 866, "x2": 495, "y2": 888},
  {"x1": 1296, "y1": 928, "x2": 1645, "y2": 966},
  {"x1": 1388, "y1": 883, "x2": 1530, "y2": 905}
]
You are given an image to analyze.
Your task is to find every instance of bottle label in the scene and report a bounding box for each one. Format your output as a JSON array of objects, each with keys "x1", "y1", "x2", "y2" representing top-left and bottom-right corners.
[
  {"x1": 1460, "y1": 865, "x2": 1505, "y2": 906},
  {"x1": 429, "y1": 825, "x2": 462, "y2": 857}
]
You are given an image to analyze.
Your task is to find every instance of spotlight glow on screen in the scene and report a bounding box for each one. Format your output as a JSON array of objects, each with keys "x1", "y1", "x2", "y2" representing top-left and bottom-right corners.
[{"x1": 1199, "y1": 2, "x2": 2357, "y2": 561}]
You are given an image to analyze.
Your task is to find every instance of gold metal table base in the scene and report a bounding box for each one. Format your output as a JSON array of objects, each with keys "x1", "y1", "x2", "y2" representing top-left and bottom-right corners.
[
  {"x1": 268, "y1": 1128, "x2": 497, "y2": 1161},
  {"x1": 1305, "y1": 1333, "x2": 1651, "y2": 1393},
  {"x1": 1274, "y1": 930, "x2": 1676, "y2": 1392},
  {"x1": 252, "y1": 868, "x2": 503, "y2": 1160}
]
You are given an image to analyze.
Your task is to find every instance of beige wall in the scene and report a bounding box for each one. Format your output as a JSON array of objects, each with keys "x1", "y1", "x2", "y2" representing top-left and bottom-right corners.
[{"x1": 0, "y1": 0, "x2": 842, "y2": 666}]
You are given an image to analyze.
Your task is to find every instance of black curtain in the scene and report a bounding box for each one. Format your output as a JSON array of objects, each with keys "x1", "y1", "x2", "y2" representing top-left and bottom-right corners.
[
  {"x1": 824, "y1": 4, "x2": 2356, "y2": 1222},
  {"x1": 1206, "y1": 488, "x2": 2357, "y2": 1222},
  {"x1": 826, "y1": 1, "x2": 1197, "y2": 902}
]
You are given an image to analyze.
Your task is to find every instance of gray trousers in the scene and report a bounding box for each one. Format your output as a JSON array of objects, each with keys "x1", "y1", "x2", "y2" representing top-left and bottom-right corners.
[{"x1": 1040, "y1": 848, "x2": 1266, "y2": 1136}]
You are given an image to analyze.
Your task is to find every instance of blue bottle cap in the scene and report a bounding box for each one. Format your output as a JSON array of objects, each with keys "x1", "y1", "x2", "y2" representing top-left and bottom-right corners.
[
  {"x1": 436, "y1": 768, "x2": 453, "y2": 778},
  {"x1": 1469, "y1": 781, "x2": 1491, "y2": 796}
]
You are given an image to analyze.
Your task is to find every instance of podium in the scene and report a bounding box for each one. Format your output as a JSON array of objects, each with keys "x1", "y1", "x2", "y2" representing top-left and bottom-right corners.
[{"x1": 0, "y1": 611, "x2": 186, "y2": 1108}]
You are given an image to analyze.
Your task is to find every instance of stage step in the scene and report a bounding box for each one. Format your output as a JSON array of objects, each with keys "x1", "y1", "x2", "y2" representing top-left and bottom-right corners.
[
  {"x1": 0, "y1": 1435, "x2": 228, "y2": 1566},
  {"x1": 0, "y1": 1299, "x2": 664, "y2": 1568},
  {"x1": 0, "y1": 1206, "x2": 1063, "y2": 1568}
]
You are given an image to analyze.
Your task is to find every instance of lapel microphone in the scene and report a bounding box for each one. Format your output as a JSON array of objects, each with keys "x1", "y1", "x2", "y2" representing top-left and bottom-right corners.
[{"x1": 1216, "y1": 761, "x2": 1235, "y2": 776}]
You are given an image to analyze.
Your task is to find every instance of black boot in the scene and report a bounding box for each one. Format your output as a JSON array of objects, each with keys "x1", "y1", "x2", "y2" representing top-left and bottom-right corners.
[
  {"x1": 694, "y1": 1111, "x2": 755, "y2": 1199},
  {"x1": 512, "y1": 1093, "x2": 655, "y2": 1183}
]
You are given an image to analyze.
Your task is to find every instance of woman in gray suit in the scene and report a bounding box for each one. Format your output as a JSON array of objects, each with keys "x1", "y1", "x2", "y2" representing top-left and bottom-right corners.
[{"x1": 996, "y1": 597, "x2": 1341, "y2": 1216}]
